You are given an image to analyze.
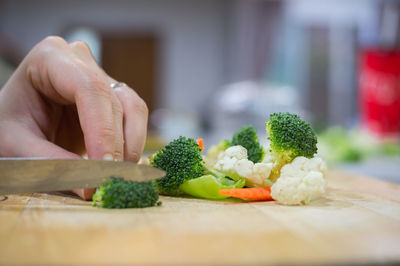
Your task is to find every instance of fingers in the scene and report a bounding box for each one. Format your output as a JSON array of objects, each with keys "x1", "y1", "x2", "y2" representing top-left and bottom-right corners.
[
  {"x1": 68, "y1": 40, "x2": 97, "y2": 65},
  {"x1": 74, "y1": 82, "x2": 119, "y2": 160},
  {"x1": 110, "y1": 92, "x2": 124, "y2": 161},
  {"x1": 69, "y1": 40, "x2": 147, "y2": 162},
  {"x1": 22, "y1": 36, "x2": 145, "y2": 163},
  {"x1": 113, "y1": 85, "x2": 148, "y2": 162},
  {"x1": 25, "y1": 36, "x2": 125, "y2": 160},
  {"x1": 69, "y1": 41, "x2": 125, "y2": 160}
]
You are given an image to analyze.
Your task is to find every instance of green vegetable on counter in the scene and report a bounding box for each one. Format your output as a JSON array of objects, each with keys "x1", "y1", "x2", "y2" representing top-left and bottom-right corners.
[
  {"x1": 207, "y1": 126, "x2": 263, "y2": 164},
  {"x1": 317, "y1": 127, "x2": 365, "y2": 163},
  {"x1": 90, "y1": 112, "x2": 327, "y2": 207},
  {"x1": 231, "y1": 125, "x2": 264, "y2": 163},
  {"x1": 266, "y1": 112, "x2": 318, "y2": 181},
  {"x1": 317, "y1": 126, "x2": 400, "y2": 163},
  {"x1": 92, "y1": 177, "x2": 161, "y2": 209},
  {"x1": 180, "y1": 174, "x2": 245, "y2": 200},
  {"x1": 151, "y1": 136, "x2": 205, "y2": 195}
]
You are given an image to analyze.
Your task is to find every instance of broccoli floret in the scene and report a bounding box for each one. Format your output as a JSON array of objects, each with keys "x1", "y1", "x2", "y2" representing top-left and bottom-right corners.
[
  {"x1": 92, "y1": 177, "x2": 161, "y2": 209},
  {"x1": 151, "y1": 136, "x2": 205, "y2": 195},
  {"x1": 266, "y1": 112, "x2": 317, "y2": 180},
  {"x1": 231, "y1": 125, "x2": 264, "y2": 163},
  {"x1": 206, "y1": 127, "x2": 263, "y2": 166}
]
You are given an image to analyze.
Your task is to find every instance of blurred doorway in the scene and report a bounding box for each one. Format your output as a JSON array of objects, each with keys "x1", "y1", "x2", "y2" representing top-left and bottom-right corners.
[{"x1": 101, "y1": 34, "x2": 158, "y2": 113}]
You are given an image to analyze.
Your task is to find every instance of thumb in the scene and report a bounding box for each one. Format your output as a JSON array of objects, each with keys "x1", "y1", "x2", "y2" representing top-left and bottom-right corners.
[
  {"x1": 0, "y1": 125, "x2": 95, "y2": 200},
  {"x1": 23, "y1": 138, "x2": 96, "y2": 200},
  {"x1": 0, "y1": 122, "x2": 80, "y2": 158}
]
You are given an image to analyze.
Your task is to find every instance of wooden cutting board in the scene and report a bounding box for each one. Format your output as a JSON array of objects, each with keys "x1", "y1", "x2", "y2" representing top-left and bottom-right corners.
[{"x1": 0, "y1": 169, "x2": 400, "y2": 265}]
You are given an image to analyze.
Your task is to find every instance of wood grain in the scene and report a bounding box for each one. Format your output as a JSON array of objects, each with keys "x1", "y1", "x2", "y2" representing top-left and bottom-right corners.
[{"x1": 0, "y1": 170, "x2": 400, "y2": 265}]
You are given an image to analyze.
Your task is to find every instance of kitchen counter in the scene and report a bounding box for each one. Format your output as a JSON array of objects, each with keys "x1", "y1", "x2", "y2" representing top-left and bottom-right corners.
[{"x1": 0, "y1": 169, "x2": 400, "y2": 265}]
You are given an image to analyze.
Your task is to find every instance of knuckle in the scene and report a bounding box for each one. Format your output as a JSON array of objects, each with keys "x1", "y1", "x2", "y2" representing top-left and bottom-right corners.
[
  {"x1": 131, "y1": 96, "x2": 149, "y2": 116},
  {"x1": 36, "y1": 36, "x2": 67, "y2": 53},
  {"x1": 98, "y1": 123, "x2": 115, "y2": 141},
  {"x1": 30, "y1": 36, "x2": 68, "y2": 65},
  {"x1": 83, "y1": 78, "x2": 112, "y2": 100},
  {"x1": 27, "y1": 36, "x2": 69, "y2": 87},
  {"x1": 70, "y1": 40, "x2": 91, "y2": 52}
]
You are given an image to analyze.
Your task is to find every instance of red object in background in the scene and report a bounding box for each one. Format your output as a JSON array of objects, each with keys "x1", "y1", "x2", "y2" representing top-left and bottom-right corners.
[{"x1": 359, "y1": 49, "x2": 400, "y2": 137}]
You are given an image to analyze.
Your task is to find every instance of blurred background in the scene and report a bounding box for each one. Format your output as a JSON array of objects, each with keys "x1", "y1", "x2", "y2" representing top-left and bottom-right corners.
[{"x1": 0, "y1": 0, "x2": 399, "y2": 182}]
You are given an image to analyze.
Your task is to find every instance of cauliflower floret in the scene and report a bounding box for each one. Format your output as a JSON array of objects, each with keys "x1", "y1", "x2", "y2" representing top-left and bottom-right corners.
[
  {"x1": 249, "y1": 162, "x2": 274, "y2": 185},
  {"x1": 235, "y1": 159, "x2": 253, "y2": 177},
  {"x1": 222, "y1": 145, "x2": 248, "y2": 160},
  {"x1": 214, "y1": 146, "x2": 246, "y2": 174},
  {"x1": 271, "y1": 156, "x2": 327, "y2": 205},
  {"x1": 214, "y1": 145, "x2": 273, "y2": 186}
]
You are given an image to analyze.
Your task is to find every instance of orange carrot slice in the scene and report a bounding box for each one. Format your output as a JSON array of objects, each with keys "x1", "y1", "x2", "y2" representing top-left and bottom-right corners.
[
  {"x1": 196, "y1": 138, "x2": 204, "y2": 151},
  {"x1": 219, "y1": 186, "x2": 273, "y2": 201}
]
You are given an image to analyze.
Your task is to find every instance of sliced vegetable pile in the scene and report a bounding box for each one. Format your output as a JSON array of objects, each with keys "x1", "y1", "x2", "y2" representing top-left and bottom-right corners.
[
  {"x1": 150, "y1": 112, "x2": 327, "y2": 205},
  {"x1": 92, "y1": 112, "x2": 327, "y2": 208}
]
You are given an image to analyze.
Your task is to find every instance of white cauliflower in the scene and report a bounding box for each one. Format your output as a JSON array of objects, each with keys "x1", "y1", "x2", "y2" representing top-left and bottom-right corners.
[
  {"x1": 214, "y1": 145, "x2": 273, "y2": 186},
  {"x1": 271, "y1": 156, "x2": 327, "y2": 205}
]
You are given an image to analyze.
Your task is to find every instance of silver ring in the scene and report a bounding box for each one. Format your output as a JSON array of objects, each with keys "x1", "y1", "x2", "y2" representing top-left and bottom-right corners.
[{"x1": 110, "y1": 82, "x2": 127, "y2": 89}]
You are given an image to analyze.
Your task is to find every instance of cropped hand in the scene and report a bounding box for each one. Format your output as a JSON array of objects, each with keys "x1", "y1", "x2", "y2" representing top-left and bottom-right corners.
[{"x1": 0, "y1": 36, "x2": 148, "y2": 199}]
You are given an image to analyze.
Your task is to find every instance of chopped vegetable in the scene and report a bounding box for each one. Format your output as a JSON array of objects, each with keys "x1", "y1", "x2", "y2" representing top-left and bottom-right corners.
[
  {"x1": 151, "y1": 136, "x2": 205, "y2": 195},
  {"x1": 213, "y1": 145, "x2": 273, "y2": 187},
  {"x1": 180, "y1": 174, "x2": 245, "y2": 200},
  {"x1": 271, "y1": 156, "x2": 327, "y2": 205},
  {"x1": 219, "y1": 186, "x2": 273, "y2": 201},
  {"x1": 196, "y1": 138, "x2": 204, "y2": 151},
  {"x1": 143, "y1": 112, "x2": 327, "y2": 206},
  {"x1": 207, "y1": 125, "x2": 263, "y2": 165},
  {"x1": 92, "y1": 177, "x2": 161, "y2": 209},
  {"x1": 231, "y1": 125, "x2": 264, "y2": 163},
  {"x1": 266, "y1": 112, "x2": 318, "y2": 181}
]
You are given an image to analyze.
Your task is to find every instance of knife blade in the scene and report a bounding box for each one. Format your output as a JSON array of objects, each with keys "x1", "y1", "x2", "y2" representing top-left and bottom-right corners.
[{"x1": 0, "y1": 158, "x2": 165, "y2": 195}]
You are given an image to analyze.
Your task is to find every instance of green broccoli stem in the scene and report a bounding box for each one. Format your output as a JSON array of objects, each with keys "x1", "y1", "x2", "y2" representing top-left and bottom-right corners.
[{"x1": 269, "y1": 161, "x2": 287, "y2": 182}]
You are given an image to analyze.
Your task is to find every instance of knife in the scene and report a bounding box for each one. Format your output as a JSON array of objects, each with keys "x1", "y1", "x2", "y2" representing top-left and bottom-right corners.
[{"x1": 0, "y1": 158, "x2": 165, "y2": 195}]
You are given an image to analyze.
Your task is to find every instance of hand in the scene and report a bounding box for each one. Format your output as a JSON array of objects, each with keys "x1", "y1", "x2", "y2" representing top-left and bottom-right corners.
[{"x1": 0, "y1": 36, "x2": 149, "y2": 200}]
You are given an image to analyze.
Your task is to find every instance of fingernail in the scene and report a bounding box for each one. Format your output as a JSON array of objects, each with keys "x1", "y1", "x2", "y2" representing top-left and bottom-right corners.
[{"x1": 102, "y1": 153, "x2": 114, "y2": 161}]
